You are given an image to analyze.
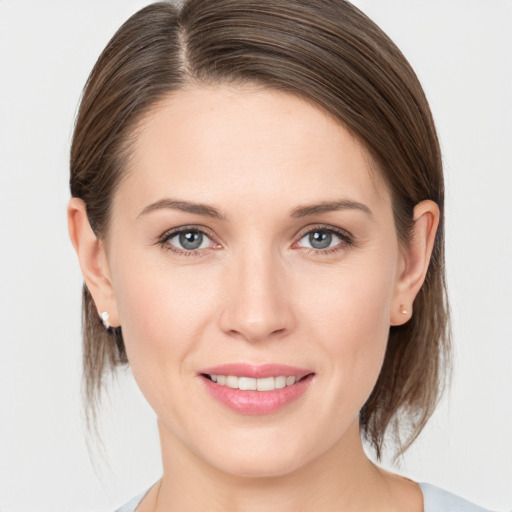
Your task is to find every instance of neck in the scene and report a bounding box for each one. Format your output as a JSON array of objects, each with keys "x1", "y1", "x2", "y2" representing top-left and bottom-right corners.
[{"x1": 147, "y1": 419, "x2": 420, "y2": 512}]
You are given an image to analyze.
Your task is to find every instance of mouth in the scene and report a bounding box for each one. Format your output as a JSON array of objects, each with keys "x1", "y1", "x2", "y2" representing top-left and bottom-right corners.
[
  {"x1": 201, "y1": 373, "x2": 310, "y2": 391},
  {"x1": 198, "y1": 364, "x2": 315, "y2": 415}
]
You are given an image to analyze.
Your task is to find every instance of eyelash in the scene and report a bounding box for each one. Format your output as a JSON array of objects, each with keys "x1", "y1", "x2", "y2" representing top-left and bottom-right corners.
[
  {"x1": 157, "y1": 224, "x2": 354, "y2": 257},
  {"x1": 297, "y1": 225, "x2": 355, "y2": 256}
]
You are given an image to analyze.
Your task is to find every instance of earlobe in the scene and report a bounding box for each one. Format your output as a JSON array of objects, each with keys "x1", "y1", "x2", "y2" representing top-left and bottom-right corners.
[
  {"x1": 390, "y1": 200, "x2": 440, "y2": 326},
  {"x1": 67, "y1": 197, "x2": 120, "y2": 327}
]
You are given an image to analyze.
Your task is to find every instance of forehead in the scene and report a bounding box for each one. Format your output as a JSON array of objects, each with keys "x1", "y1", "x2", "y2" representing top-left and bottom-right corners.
[{"x1": 119, "y1": 85, "x2": 390, "y2": 215}]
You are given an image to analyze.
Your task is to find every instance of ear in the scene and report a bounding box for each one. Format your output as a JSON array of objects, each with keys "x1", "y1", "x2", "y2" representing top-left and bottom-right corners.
[
  {"x1": 67, "y1": 197, "x2": 120, "y2": 327},
  {"x1": 390, "y1": 200, "x2": 440, "y2": 326}
]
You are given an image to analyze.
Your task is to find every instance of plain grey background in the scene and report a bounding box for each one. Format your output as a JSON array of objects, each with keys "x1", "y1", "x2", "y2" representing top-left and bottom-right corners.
[{"x1": 0, "y1": 1, "x2": 511, "y2": 511}]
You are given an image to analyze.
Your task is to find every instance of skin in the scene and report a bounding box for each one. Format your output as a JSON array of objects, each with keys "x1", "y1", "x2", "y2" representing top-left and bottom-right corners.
[{"x1": 68, "y1": 85, "x2": 439, "y2": 512}]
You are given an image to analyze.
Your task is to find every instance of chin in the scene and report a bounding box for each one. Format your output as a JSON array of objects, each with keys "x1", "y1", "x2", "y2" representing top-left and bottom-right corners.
[
  {"x1": 197, "y1": 429, "x2": 318, "y2": 479},
  {"x1": 213, "y1": 452, "x2": 307, "y2": 479}
]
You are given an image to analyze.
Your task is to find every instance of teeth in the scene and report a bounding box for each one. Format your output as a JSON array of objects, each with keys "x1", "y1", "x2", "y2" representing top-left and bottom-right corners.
[
  {"x1": 238, "y1": 377, "x2": 257, "y2": 390},
  {"x1": 256, "y1": 377, "x2": 275, "y2": 391},
  {"x1": 207, "y1": 374, "x2": 300, "y2": 391},
  {"x1": 226, "y1": 375, "x2": 238, "y2": 389},
  {"x1": 275, "y1": 376, "x2": 287, "y2": 389}
]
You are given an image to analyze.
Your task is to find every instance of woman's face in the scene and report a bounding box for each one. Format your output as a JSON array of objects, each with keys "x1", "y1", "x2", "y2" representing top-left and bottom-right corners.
[{"x1": 104, "y1": 85, "x2": 406, "y2": 476}]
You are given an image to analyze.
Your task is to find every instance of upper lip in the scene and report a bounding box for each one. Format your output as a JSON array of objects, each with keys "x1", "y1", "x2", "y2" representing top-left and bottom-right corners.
[{"x1": 199, "y1": 363, "x2": 313, "y2": 379}]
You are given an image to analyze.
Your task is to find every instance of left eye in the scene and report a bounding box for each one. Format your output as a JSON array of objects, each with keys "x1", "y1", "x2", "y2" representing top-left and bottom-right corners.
[
  {"x1": 298, "y1": 229, "x2": 343, "y2": 250},
  {"x1": 166, "y1": 230, "x2": 211, "y2": 251}
]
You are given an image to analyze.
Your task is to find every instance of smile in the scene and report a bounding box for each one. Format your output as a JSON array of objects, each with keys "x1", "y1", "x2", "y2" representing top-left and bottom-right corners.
[
  {"x1": 199, "y1": 364, "x2": 315, "y2": 414},
  {"x1": 204, "y1": 374, "x2": 304, "y2": 391}
]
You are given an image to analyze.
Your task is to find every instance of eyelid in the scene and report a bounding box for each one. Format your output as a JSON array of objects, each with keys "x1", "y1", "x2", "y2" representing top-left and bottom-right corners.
[
  {"x1": 157, "y1": 225, "x2": 220, "y2": 255},
  {"x1": 293, "y1": 224, "x2": 355, "y2": 255},
  {"x1": 294, "y1": 223, "x2": 354, "y2": 247}
]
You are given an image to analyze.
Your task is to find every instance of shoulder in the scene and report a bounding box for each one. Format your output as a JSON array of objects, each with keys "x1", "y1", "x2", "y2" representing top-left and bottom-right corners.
[
  {"x1": 419, "y1": 482, "x2": 498, "y2": 512},
  {"x1": 114, "y1": 488, "x2": 148, "y2": 512}
]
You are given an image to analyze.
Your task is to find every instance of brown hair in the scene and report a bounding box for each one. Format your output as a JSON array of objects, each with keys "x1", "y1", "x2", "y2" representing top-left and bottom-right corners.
[{"x1": 70, "y1": 0, "x2": 450, "y2": 458}]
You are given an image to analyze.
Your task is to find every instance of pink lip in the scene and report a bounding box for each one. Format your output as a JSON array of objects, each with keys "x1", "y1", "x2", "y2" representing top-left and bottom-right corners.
[
  {"x1": 199, "y1": 363, "x2": 312, "y2": 380},
  {"x1": 198, "y1": 364, "x2": 315, "y2": 415}
]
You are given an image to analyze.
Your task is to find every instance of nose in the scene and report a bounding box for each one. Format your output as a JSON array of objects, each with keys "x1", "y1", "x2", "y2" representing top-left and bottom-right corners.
[{"x1": 218, "y1": 245, "x2": 296, "y2": 343}]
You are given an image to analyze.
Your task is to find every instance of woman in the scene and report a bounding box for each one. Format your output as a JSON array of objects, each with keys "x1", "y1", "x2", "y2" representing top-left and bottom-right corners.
[{"x1": 67, "y1": 1, "x2": 495, "y2": 510}]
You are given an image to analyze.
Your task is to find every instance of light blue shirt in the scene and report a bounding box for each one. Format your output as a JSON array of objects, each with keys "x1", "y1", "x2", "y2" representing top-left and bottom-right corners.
[
  {"x1": 114, "y1": 482, "x2": 497, "y2": 511},
  {"x1": 419, "y1": 483, "x2": 497, "y2": 512}
]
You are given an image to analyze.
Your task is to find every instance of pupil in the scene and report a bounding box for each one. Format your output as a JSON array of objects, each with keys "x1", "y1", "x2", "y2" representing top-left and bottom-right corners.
[
  {"x1": 180, "y1": 231, "x2": 202, "y2": 250},
  {"x1": 310, "y1": 231, "x2": 331, "y2": 249}
]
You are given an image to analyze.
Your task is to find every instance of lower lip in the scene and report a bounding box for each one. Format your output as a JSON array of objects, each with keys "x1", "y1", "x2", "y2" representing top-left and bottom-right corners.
[{"x1": 200, "y1": 374, "x2": 314, "y2": 415}]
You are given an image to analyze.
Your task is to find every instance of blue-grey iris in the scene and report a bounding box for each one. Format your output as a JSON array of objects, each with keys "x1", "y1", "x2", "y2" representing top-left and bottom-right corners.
[
  {"x1": 309, "y1": 231, "x2": 332, "y2": 249},
  {"x1": 180, "y1": 231, "x2": 203, "y2": 250}
]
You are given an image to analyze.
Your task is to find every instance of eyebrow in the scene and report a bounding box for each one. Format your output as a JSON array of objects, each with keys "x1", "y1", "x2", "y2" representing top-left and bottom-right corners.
[
  {"x1": 138, "y1": 198, "x2": 226, "y2": 220},
  {"x1": 137, "y1": 197, "x2": 373, "y2": 220},
  {"x1": 289, "y1": 200, "x2": 373, "y2": 219}
]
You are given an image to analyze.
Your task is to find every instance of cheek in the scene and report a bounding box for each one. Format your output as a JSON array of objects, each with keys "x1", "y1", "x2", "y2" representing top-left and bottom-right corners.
[
  {"x1": 302, "y1": 255, "x2": 397, "y2": 401},
  {"x1": 109, "y1": 251, "x2": 220, "y2": 382},
  {"x1": 109, "y1": 257, "x2": 224, "y2": 435}
]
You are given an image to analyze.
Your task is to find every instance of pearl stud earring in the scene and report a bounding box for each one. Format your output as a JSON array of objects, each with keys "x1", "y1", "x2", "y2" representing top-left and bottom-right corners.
[
  {"x1": 101, "y1": 311, "x2": 111, "y2": 329},
  {"x1": 399, "y1": 304, "x2": 408, "y2": 315}
]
